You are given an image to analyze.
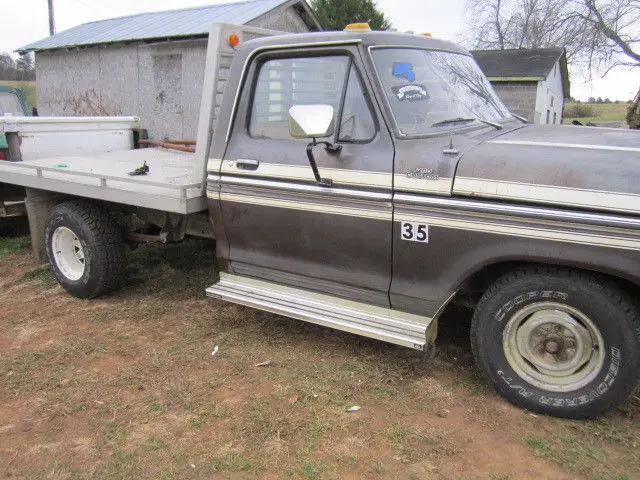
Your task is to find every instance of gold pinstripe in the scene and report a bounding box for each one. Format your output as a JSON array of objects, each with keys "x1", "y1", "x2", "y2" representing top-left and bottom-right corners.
[
  {"x1": 211, "y1": 190, "x2": 640, "y2": 251},
  {"x1": 395, "y1": 211, "x2": 640, "y2": 251},
  {"x1": 210, "y1": 160, "x2": 454, "y2": 195},
  {"x1": 454, "y1": 177, "x2": 640, "y2": 216},
  {"x1": 217, "y1": 192, "x2": 392, "y2": 220},
  {"x1": 211, "y1": 161, "x2": 392, "y2": 188}
]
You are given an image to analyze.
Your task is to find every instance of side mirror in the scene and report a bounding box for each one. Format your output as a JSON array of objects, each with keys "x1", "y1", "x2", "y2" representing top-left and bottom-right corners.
[{"x1": 288, "y1": 104, "x2": 335, "y2": 138}]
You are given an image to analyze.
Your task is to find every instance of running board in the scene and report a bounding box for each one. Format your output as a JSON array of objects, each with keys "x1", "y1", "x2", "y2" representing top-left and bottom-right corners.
[{"x1": 206, "y1": 272, "x2": 433, "y2": 350}]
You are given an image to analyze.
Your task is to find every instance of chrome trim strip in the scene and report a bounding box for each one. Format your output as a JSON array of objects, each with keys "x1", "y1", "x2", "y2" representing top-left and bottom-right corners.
[
  {"x1": 219, "y1": 192, "x2": 392, "y2": 220},
  {"x1": 367, "y1": 44, "x2": 470, "y2": 56},
  {"x1": 219, "y1": 161, "x2": 391, "y2": 188},
  {"x1": 454, "y1": 177, "x2": 640, "y2": 216},
  {"x1": 219, "y1": 174, "x2": 392, "y2": 201},
  {"x1": 225, "y1": 39, "x2": 363, "y2": 143},
  {"x1": 395, "y1": 211, "x2": 640, "y2": 251},
  {"x1": 206, "y1": 272, "x2": 431, "y2": 350},
  {"x1": 393, "y1": 193, "x2": 640, "y2": 230},
  {"x1": 488, "y1": 139, "x2": 640, "y2": 153},
  {"x1": 207, "y1": 158, "x2": 222, "y2": 172}
]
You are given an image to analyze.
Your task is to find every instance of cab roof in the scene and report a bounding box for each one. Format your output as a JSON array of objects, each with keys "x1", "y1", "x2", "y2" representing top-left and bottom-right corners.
[{"x1": 237, "y1": 29, "x2": 470, "y2": 57}]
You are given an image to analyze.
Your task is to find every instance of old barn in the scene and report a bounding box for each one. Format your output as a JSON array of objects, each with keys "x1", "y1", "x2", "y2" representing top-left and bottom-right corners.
[{"x1": 18, "y1": 0, "x2": 321, "y2": 139}]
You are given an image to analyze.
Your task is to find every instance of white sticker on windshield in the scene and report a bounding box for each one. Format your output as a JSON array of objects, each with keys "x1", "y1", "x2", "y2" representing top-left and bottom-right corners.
[{"x1": 392, "y1": 84, "x2": 429, "y2": 102}]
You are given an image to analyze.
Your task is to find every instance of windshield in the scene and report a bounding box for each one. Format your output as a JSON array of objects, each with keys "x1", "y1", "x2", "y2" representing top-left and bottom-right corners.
[
  {"x1": 371, "y1": 48, "x2": 510, "y2": 135},
  {"x1": 0, "y1": 91, "x2": 25, "y2": 116}
]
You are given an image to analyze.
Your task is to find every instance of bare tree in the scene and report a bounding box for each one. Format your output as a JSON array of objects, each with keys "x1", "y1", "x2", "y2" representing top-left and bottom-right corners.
[
  {"x1": 574, "y1": 0, "x2": 640, "y2": 74},
  {"x1": 464, "y1": 0, "x2": 639, "y2": 77},
  {"x1": 0, "y1": 51, "x2": 35, "y2": 81}
]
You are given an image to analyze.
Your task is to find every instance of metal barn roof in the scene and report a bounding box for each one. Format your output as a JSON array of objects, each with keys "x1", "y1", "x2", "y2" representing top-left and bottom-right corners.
[
  {"x1": 471, "y1": 48, "x2": 565, "y2": 79},
  {"x1": 472, "y1": 47, "x2": 570, "y2": 98},
  {"x1": 18, "y1": 0, "x2": 318, "y2": 53}
]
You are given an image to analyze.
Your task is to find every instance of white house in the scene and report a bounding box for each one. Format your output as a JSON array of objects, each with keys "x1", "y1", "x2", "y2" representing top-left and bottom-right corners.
[{"x1": 472, "y1": 48, "x2": 570, "y2": 124}]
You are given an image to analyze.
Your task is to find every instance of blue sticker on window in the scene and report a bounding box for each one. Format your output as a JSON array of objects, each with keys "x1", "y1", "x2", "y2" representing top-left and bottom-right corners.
[{"x1": 393, "y1": 62, "x2": 415, "y2": 82}]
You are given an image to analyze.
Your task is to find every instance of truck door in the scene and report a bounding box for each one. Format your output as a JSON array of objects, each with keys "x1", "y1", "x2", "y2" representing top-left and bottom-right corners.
[{"x1": 216, "y1": 46, "x2": 394, "y2": 307}]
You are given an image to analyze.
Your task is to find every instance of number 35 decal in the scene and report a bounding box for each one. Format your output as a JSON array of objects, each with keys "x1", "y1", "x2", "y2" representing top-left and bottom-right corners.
[{"x1": 400, "y1": 222, "x2": 429, "y2": 243}]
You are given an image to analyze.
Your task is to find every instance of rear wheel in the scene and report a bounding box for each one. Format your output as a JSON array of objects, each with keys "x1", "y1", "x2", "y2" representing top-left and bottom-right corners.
[
  {"x1": 45, "y1": 201, "x2": 125, "y2": 298},
  {"x1": 471, "y1": 267, "x2": 640, "y2": 419}
]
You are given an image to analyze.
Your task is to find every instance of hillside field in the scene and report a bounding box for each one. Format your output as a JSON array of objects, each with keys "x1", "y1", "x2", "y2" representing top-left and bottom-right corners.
[{"x1": 563, "y1": 102, "x2": 630, "y2": 125}]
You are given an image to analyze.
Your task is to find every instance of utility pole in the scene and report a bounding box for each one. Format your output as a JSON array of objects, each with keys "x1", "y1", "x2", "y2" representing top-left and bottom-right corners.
[{"x1": 48, "y1": 0, "x2": 55, "y2": 35}]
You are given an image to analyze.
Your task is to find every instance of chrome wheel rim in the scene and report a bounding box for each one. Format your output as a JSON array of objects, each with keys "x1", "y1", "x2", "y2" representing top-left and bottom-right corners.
[
  {"x1": 51, "y1": 227, "x2": 85, "y2": 281},
  {"x1": 503, "y1": 302, "x2": 605, "y2": 392}
]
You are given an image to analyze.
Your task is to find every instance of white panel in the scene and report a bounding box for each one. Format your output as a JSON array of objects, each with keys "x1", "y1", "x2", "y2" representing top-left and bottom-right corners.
[{"x1": 18, "y1": 130, "x2": 134, "y2": 161}]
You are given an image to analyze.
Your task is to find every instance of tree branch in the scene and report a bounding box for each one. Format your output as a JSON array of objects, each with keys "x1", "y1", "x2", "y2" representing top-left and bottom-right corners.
[{"x1": 583, "y1": 0, "x2": 640, "y2": 64}]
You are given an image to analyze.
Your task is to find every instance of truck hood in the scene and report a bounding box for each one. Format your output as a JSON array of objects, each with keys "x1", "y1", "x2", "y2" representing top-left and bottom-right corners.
[{"x1": 453, "y1": 124, "x2": 640, "y2": 215}]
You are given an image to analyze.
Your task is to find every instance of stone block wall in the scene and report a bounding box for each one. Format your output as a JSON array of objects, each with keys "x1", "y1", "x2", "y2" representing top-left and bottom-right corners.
[{"x1": 491, "y1": 81, "x2": 538, "y2": 123}]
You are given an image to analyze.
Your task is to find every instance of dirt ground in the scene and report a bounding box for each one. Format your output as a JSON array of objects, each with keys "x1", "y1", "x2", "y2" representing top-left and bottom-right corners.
[{"x1": 1, "y1": 224, "x2": 639, "y2": 479}]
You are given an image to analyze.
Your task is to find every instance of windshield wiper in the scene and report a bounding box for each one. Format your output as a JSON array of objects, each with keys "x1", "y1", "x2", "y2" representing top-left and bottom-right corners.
[
  {"x1": 431, "y1": 117, "x2": 503, "y2": 130},
  {"x1": 511, "y1": 112, "x2": 528, "y2": 123}
]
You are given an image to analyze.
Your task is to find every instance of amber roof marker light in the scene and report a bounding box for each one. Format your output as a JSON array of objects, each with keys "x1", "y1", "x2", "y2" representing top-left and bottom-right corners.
[
  {"x1": 228, "y1": 33, "x2": 240, "y2": 48},
  {"x1": 344, "y1": 23, "x2": 372, "y2": 31}
]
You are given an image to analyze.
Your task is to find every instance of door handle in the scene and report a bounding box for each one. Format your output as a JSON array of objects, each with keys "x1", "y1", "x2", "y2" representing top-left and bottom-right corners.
[{"x1": 236, "y1": 158, "x2": 260, "y2": 170}]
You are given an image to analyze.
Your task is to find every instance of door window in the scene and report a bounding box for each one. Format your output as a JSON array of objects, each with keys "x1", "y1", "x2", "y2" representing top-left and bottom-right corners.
[
  {"x1": 249, "y1": 56, "x2": 375, "y2": 142},
  {"x1": 338, "y1": 66, "x2": 376, "y2": 142}
]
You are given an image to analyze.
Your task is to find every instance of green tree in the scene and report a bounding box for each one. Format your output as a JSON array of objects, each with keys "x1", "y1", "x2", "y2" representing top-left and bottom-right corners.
[{"x1": 312, "y1": 0, "x2": 391, "y2": 31}]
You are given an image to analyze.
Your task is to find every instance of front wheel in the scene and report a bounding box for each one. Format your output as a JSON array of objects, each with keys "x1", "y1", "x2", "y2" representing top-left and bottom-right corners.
[
  {"x1": 471, "y1": 267, "x2": 640, "y2": 419},
  {"x1": 45, "y1": 201, "x2": 125, "y2": 299}
]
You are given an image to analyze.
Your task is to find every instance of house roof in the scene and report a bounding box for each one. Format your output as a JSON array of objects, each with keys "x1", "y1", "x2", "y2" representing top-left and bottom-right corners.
[
  {"x1": 18, "y1": 0, "x2": 320, "y2": 53},
  {"x1": 471, "y1": 47, "x2": 570, "y2": 98}
]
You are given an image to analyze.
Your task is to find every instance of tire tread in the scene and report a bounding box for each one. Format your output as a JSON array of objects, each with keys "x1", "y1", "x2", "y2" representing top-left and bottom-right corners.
[
  {"x1": 46, "y1": 201, "x2": 125, "y2": 298},
  {"x1": 470, "y1": 265, "x2": 640, "y2": 418}
]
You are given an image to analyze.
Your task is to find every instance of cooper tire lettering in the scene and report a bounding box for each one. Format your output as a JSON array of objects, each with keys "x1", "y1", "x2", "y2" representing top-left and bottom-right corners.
[{"x1": 472, "y1": 267, "x2": 640, "y2": 419}]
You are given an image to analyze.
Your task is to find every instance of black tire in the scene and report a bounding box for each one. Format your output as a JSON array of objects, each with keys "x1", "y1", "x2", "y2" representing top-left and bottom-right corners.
[
  {"x1": 45, "y1": 201, "x2": 125, "y2": 299},
  {"x1": 471, "y1": 266, "x2": 640, "y2": 419}
]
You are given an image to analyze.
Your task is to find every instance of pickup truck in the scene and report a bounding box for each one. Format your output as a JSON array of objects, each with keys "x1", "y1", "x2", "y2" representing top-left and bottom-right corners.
[
  {"x1": 0, "y1": 84, "x2": 30, "y2": 216},
  {"x1": 0, "y1": 23, "x2": 638, "y2": 420}
]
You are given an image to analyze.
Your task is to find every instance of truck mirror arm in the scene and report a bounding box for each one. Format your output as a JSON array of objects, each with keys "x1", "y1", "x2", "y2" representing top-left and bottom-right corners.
[{"x1": 306, "y1": 138, "x2": 341, "y2": 187}]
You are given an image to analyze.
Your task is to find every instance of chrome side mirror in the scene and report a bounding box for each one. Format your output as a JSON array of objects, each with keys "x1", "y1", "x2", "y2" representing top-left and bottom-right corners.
[{"x1": 288, "y1": 104, "x2": 335, "y2": 138}]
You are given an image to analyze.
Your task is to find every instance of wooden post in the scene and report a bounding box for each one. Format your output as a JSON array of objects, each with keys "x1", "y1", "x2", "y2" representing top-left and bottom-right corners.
[{"x1": 48, "y1": 0, "x2": 55, "y2": 36}]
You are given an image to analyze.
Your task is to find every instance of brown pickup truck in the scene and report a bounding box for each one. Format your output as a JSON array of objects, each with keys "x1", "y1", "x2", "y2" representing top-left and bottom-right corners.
[{"x1": 1, "y1": 23, "x2": 639, "y2": 419}]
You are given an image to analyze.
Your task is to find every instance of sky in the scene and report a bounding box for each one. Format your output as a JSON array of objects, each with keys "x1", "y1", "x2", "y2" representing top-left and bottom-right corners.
[{"x1": 0, "y1": 0, "x2": 637, "y2": 101}]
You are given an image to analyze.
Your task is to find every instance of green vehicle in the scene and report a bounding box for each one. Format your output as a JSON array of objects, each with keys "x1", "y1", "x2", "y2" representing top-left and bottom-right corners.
[{"x1": 0, "y1": 85, "x2": 30, "y2": 216}]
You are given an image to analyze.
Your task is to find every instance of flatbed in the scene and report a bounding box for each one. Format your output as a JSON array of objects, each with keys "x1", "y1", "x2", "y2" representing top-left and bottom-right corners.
[{"x1": 0, "y1": 148, "x2": 205, "y2": 214}]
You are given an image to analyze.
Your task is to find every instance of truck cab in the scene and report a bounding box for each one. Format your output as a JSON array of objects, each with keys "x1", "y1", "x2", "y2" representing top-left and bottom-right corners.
[
  {"x1": 0, "y1": 85, "x2": 30, "y2": 156},
  {"x1": 206, "y1": 28, "x2": 640, "y2": 419},
  {"x1": 0, "y1": 85, "x2": 30, "y2": 216}
]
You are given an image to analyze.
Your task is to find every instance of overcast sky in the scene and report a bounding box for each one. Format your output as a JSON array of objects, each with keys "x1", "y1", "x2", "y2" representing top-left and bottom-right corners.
[{"x1": 0, "y1": 0, "x2": 637, "y2": 101}]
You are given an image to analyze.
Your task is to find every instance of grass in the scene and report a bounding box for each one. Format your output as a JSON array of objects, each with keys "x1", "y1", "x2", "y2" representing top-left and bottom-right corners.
[
  {"x1": 523, "y1": 432, "x2": 637, "y2": 479},
  {"x1": 20, "y1": 265, "x2": 58, "y2": 288},
  {"x1": 0, "y1": 240, "x2": 639, "y2": 479},
  {"x1": 1, "y1": 80, "x2": 36, "y2": 109},
  {"x1": 0, "y1": 235, "x2": 29, "y2": 256},
  {"x1": 0, "y1": 217, "x2": 30, "y2": 257},
  {"x1": 563, "y1": 102, "x2": 630, "y2": 124}
]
